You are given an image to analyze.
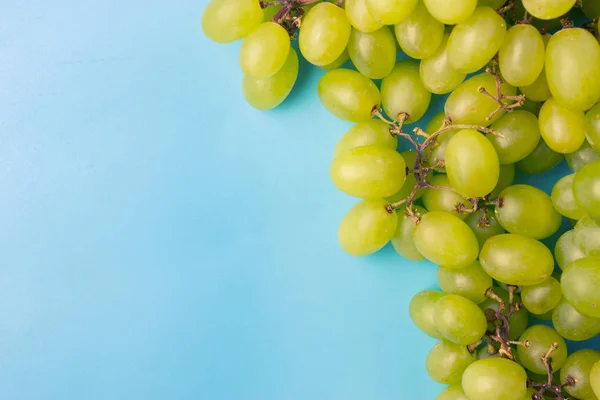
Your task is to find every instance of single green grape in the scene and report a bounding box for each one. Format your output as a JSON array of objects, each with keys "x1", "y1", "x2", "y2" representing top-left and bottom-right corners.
[
  {"x1": 519, "y1": 69, "x2": 552, "y2": 102},
  {"x1": 426, "y1": 112, "x2": 459, "y2": 172},
  {"x1": 420, "y1": 34, "x2": 467, "y2": 95},
  {"x1": 412, "y1": 211, "x2": 479, "y2": 269},
  {"x1": 582, "y1": 0, "x2": 600, "y2": 17},
  {"x1": 555, "y1": 230, "x2": 586, "y2": 270},
  {"x1": 515, "y1": 137, "x2": 563, "y2": 174},
  {"x1": 464, "y1": 211, "x2": 506, "y2": 252},
  {"x1": 565, "y1": 141, "x2": 600, "y2": 173},
  {"x1": 422, "y1": 174, "x2": 471, "y2": 219},
  {"x1": 573, "y1": 160, "x2": 600, "y2": 217},
  {"x1": 381, "y1": 60, "x2": 431, "y2": 123},
  {"x1": 586, "y1": 102, "x2": 600, "y2": 152},
  {"x1": 394, "y1": 1, "x2": 444, "y2": 60},
  {"x1": 409, "y1": 290, "x2": 446, "y2": 339},
  {"x1": 574, "y1": 217, "x2": 600, "y2": 257},
  {"x1": 491, "y1": 163, "x2": 515, "y2": 197},
  {"x1": 561, "y1": 256, "x2": 600, "y2": 318},
  {"x1": 521, "y1": 277, "x2": 562, "y2": 315},
  {"x1": 345, "y1": 0, "x2": 383, "y2": 33},
  {"x1": 438, "y1": 261, "x2": 493, "y2": 304},
  {"x1": 480, "y1": 287, "x2": 529, "y2": 340},
  {"x1": 435, "y1": 384, "x2": 470, "y2": 400},
  {"x1": 591, "y1": 360, "x2": 600, "y2": 399},
  {"x1": 462, "y1": 358, "x2": 528, "y2": 400},
  {"x1": 447, "y1": 7, "x2": 507, "y2": 74},
  {"x1": 365, "y1": 0, "x2": 418, "y2": 25},
  {"x1": 560, "y1": 350, "x2": 600, "y2": 399},
  {"x1": 387, "y1": 151, "x2": 429, "y2": 202},
  {"x1": 480, "y1": 234, "x2": 553, "y2": 286},
  {"x1": 512, "y1": 0, "x2": 563, "y2": 31},
  {"x1": 498, "y1": 24, "x2": 545, "y2": 87},
  {"x1": 522, "y1": 0, "x2": 576, "y2": 20},
  {"x1": 239, "y1": 22, "x2": 290, "y2": 78},
  {"x1": 391, "y1": 205, "x2": 426, "y2": 261},
  {"x1": 318, "y1": 69, "x2": 381, "y2": 122},
  {"x1": 319, "y1": 49, "x2": 350, "y2": 71},
  {"x1": 423, "y1": 0, "x2": 477, "y2": 25},
  {"x1": 330, "y1": 145, "x2": 406, "y2": 198},
  {"x1": 334, "y1": 120, "x2": 397, "y2": 157},
  {"x1": 242, "y1": 48, "x2": 299, "y2": 110},
  {"x1": 434, "y1": 294, "x2": 487, "y2": 345},
  {"x1": 201, "y1": 0, "x2": 263, "y2": 43},
  {"x1": 299, "y1": 3, "x2": 351, "y2": 66},
  {"x1": 539, "y1": 97, "x2": 586, "y2": 154},
  {"x1": 546, "y1": 28, "x2": 600, "y2": 112},
  {"x1": 487, "y1": 110, "x2": 541, "y2": 164},
  {"x1": 517, "y1": 325, "x2": 568, "y2": 374},
  {"x1": 347, "y1": 27, "x2": 396, "y2": 79},
  {"x1": 427, "y1": 341, "x2": 477, "y2": 384},
  {"x1": 518, "y1": 98, "x2": 542, "y2": 117},
  {"x1": 551, "y1": 174, "x2": 587, "y2": 220}
]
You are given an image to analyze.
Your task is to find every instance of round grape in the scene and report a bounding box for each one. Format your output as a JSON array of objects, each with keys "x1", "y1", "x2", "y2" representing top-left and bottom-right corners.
[
  {"x1": 462, "y1": 358, "x2": 528, "y2": 400},
  {"x1": 517, "y1": 325, "x2": 568, "y2": 375},
  {"x1": 299, "y1": 3, "x2": 351, "y2": 66},
  {"x1": 487, "y1": 110, "x2": 541, "y2": 164},
  {"x1": 434, "y1": 294, "x2": 487, "y2": 345},
  {"x1": 409, "y1": 290, "x2": 446, "y2": 339},
  {"x1": 381, "y1": 60, "x2": 431, "y2": 123},
  {"x1": 201, "y1": 0, "x2": 263, "y2": 43},
  {"x1": 394, "y1": 1, "x2": 444, "y2": 60},
  {"x1": 427, "y1": 341, "x2": 476, "y2": 384},
  {"x1": 347, "y1": 27, "x2": 396, "y2": 79},
  {"x1": 521, "y1": 277, "x2": 562, "y2": 315},
  {"x1": 438, "y1": 261, "x2": 493, "y2": 304}
]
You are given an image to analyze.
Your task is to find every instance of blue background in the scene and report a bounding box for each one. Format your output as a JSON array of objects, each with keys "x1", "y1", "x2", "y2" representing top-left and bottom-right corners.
[{"x1": 1, "y1": 1, "x2": 597, "y2": 399}]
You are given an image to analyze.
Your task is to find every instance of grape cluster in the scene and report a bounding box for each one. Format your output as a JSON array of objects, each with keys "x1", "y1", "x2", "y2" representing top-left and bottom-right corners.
[{"x1": 201, "y1": 0, "x2": 600, "y2": 398}]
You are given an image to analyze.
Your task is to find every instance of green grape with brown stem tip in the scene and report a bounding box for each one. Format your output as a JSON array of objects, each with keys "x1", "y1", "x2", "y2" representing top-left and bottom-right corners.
[
  {"x1": 573, "y1": 160, "x2": 600, "y2": 217},
  {"x1": 551, "y1": 174, "x2": 587, "y2": 220},
  {"x1": 498, "y1": 24, "x2": 545, "y2": 87},
  {"x1": 487, "y1": 110, "x2": 541, "y2": 164},
  {"x1": 512, "y1": 0, "x2": 563, "y2": 31},
  {"x1": 409, "y1": 290, "x2": 446, "y2": 339},
  {"x1": 517, "y1": 325, "x2": 568, "y2": 375},
  {"x1": 574, "y1": 217, "x2": 600, "y2": 257},
  {"x1": 319, "y1": 49, "x2": 350, "y2": 71},
  {"x1": 391, "y1": 205, "x2": 426, "y2": 261},
  {"x1": 201, "y1": 0, "x2": 263, "y2": 43},
  {"x1": 586, "y1": 103, "x2": 600, "y2": 152},
  {"x1": 438, "y1": 261, "x2": 493, "y2": 304},
  {"x1": 387, "y1": 151, "x2": 429, "y2": 202},
  {"x1": 490, "y1": 163, "x2": 515, "y2": 197},
  {"x1": 479, "y1": 286, "x2": 529, "y2": 340},
  {"x1": 560, "y1": 350, "x2": 600, "y2": 400},
  {"x1": 555, "y1": 230, "x2": 586, "y2": 270},
  {"x1": 381, "y1": 60, "x2": 431, "y2": 123},
  {"x1": 434, "y1": 294, "x2": 487, "y2": 345},
  {"x1": 462, "y1": 358, "x2": 528, "y2": 400},
  {"x1": 515, "y1": 137, "x2": 563, "y2": 174},
  {"x1": 566, "y1": 141, "x2": 600, "y2": 173},
  {"x1": 299, "y1": 3, "x2": 351, "y2": 66},
  {"x1": 394, "y1": 1, "x2": 444, "y2": 60},
  {"x1": 464, "y1": 211, "x2": 506, "y2": 252},
  {"x1": 334, "y1": 119, "x2": 397, "y2": 157},
  {"x1": 345, "y1": 0, "x2": 383, "y2": 33},
  {"x1": 422, "y1": 174, "x2": 472, "y2": 220},
  {"x1": 347, "y1": 27, "x2": 396, "y2": 79},
  {"x1": 365, "y1": 0, "x2": 417, "y2": 25},
  {"x1": 539, "y1": 97, "x2": 587, "y2": 154},
  {"x1": 521, "y1": 277, "x2": 562, "y2": 315},
  {"x1": 423, "y1": 0, "x2": 477, "y2": 25},
  {"x1": 435, "y1": 384, "x2": 469, "y2": 400},
  {"x1": 519, "y1": 69, "x2": 551, "y2": 103},
  {"x1": 426, "y1": 341, "x2": 476, "y2": 384},
  {"x1": 239, "y1": 22, "x2": 290, "y2": 78},
  {"x1": 591, "y1": 360, "x2": 600, "y2": 398},
  {"x1": 561, "y1": 256, "x2": 600, "y2": 318},
  {"x1": 420, "y1": 34, "x2": 467, "y2": 95},
  {"x1": 426, "y1": 112, "x2": 458, "y2": 172},
  {"x1": 518, "y1": 98, "x2": 542, "y2": 117}
]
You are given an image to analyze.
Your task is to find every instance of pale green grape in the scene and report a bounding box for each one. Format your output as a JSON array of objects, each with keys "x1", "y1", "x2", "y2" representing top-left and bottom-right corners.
[
  {"x1": 319, "y1": 49, "x2": 350, "y2": 71},
  {"x1": 318, "y1": 69, "x2": 381, "y2": 122},
  {"x1": 560, "y1": 350, "x2": 600, "y2": 399},
  {"x1": 345, "y1": 0, "x2": 383, "y2": 32},
  {"x1": 420, "y1": 34, "x2": 467, "y2": 95},
  {"x1": 330, "y1": 145, "x2": 406, "y2": 198},
  {"x1": 491, "y1": 163, "x2": 515, "y2": 197},
  {"x1": 498, "y1": 24, "x2": 545, "y2": 87},
  {"x1": 201, "y1": 0, "x2": 263, "y2": 43},
  {"x1": 487, "y1": 111, "x2": 540, "y2": 164},
  {"x1": 478, "y1": 0, "x2": 506, "y2": 8},
  {"x1": 242, "y1": 48, "x2": 298, "y2": 110},
  {"x1": 515, "y1": 137, "x2": 563, "y2": 174},
  {"x1": 539, "y1": 97, "x2": 587, "y2": 154},
  {"x1": 521, "y1": 277, "x2": 562, "y2": 315},
  {"x1": 512, "y1": 1, "x2": 564, "y2": 31},
  {"x1": 480, "y1": 287, "x2": 529, "y2": 340},
  {"x1": 522, "y1": 0, "x2": 576, "y2": 20},
  {"x1": 591, "y1": 360, "x2": 600, "y2": 398},
  {"x1": 394, "y1": 1, "x2": 444, "y2": 59},
  {"x1": 239, "y1": 22, "x2": 290, "y2": 78},
  {"x1": 566, "y1": 141, "x2": 600, "y2": 173},
  {"x1": 434, "y1": 294, "x2": 487, "y2": 345},
  {"x1": 517, "y1": 325, "x2": 568, "y2": 374},
  {"x1": 365, "y1": 0, "x2": 418, "y2": 25},
  {"x1": 586, "y1": 103, "x2": 600, "y2": 152},
  {"x1": 347, "y1": 27, "x2": 397, "y2": 79},
  {"x1": 381, "y1": 60, "x2": 431, "y2": 123},
  {"x1": 552, "y1": 298, "x2": 599, "y2": 341},
  {"x1": 561, "y1": 256, "x2": 600, "y2": 318},
  {"x1": 426, "y1": 112, "x2": 458, "y2": 171},
  {"x1": 447, "y1": 7, "x2": 507, "y2": 74},
  {"x1": 551, "y1": 174, "x2": 587, "y2": 220},
  {"x1": 438, "y1": 261, "x2": 493, "y2": 304},
  {"x1": 409, "y1": 290, "x2": 446, "y2": 339},
  {"x1": 391, "y1": 205, "x2": 426, "y2": 261},
  {"x1": 495, "y1": 185, "x2": 561, "y2": 240},
  {"x1": 427, "y1": 341, "x2": 476, "y2": 384},
  {"x1": 519, "y1": 69, "x2": 551, "y2": 103},
  {"x1": 573, "y1": 160, "x2": 600, "y2": 217},
  {"x1": 387, "y1": 151, "x2": 429, "y2": 202},
  {"x1": 412, "y1": 211, "x2": 479, "y2": 269},
  {"x1": 338, "y1": 198, "x2": 397, "y2": 256},
  {"x1": 546, "y1": 28, "x2": 600, "y2": 112},
  {"x1": 334, "y1": 120, "x2": 397, "y2": 157},
  {"x1": 422, "y1": 174, "x2": 471, "y2": 219},
  {"x1": 582, "y1": 0, "x2": 600, "y2": 17},
  {"x1": 462, "y1": 358, "x2": 528, "y2": 400},
  {"x1": 299, "y1": 3, "x2": 351, "y2": 66},
  {"x1": 423, "y1": 0, "x2": 477, "y2": 24},
  {"x1": 480, "y1": 234, "x2": 553, "y2": 286},
  {"x1": 555, "y1": 230, "x2": 586, "y2": 270},
  {"x1": 574, "y1": 217, "x2": 600, "y2": 256},
  {"x1": 435, "y1": 384, "x2": 469, "y2": 400},
  {"x1": 464, "y1": 211, "x2": 506, "y2": 252}
]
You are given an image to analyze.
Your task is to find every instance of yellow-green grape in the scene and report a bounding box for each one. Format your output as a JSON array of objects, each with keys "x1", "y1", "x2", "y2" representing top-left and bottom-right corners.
[
  {"x1": 347, "y1": 27, "x2": 397, "y2": 79},
  {"x1": 561, "y1": 256, "x2": 600, "y2": 318},
  {"x1": 591, "y1": 361, "x2": 600, "y2": 399},
  {"x1": 478, "y1": 0, "x2": 506, "y2": 8},
  {"x1": 345, "y1": 0, "x2": 383, "y2": 32},
  {"x1": 299, "y1": 3, "x2": 351, "y2": 66},
  {"x1": 420, "y1": 34, "x2": 467, "y2": 95},
  {"x1": 464, "y1": 211, "x2": 506, "y2": 252},
  {"x1": 462, "y1": 358, "x2": 528, "y2": 400},
  {"x1": 445, "y1": 129, "x2": 500, "y2": 198},
  {"x1": 412, "y1": 211, "x2": 479, "y2": 269},
  {"x1": 391, "y1": 205, "x2": 426, "y2": 261},
  {"x1": 422, "y1": 174, "x2": 472, "y2": 219},
  {"x1": 480, "y1": 287, "x2": 529, "y2": 340},
  {"x1": 522, "y1": 0, "x2": 576, "y2": 20},
  {"x1": 560, "y1": 350, "x2": 600, "y2": 400},
  {"x1": 426, "y1": 341, "x2": 477, "y2": 384},
  {"x1": 394, "y1": 1, "x2": 444, "y2": 59},
  {"x1": 566, "y1": 141, "x2": 600, "y2": 173},
  {"x1": 426, "y1": 112, "x2": 458, "y2": 172},
  {"x1": 365, "y1": 0, "x2": 418, "y2": 25},
  {"x1": 201, "y1": 0, "x2": 263, "y2": 43},
  {"x1": 262, "y1": 4, "x2": 281, "y2": 21},
  {"x1": 387, "y1": 151, "x2": 429, "y2": 202},
  {"x1": 517, "y1": 325, "x2": 568, "y2": 374},
  {"x1": 587, "y1": 103, "x2": 600, "y2": 152},
  {"x1": 555, "y1": 230, "x2": 586, "y2": 270},
  {"x1": 498, "y1": 24, "x2": 544, "y2": 87},
  {"x1": 423, "y1": 0, "x2": 477, "y2": 25},
  {"x1": 242, "y1": 48, "x2": 298, "y2": 110},
  {"x1": 539, "y1": 97, "x2": 586, "y2": 154},
  {"x1": 573, "y1": 160, "x2": 600, "y2": 217},
  {"x1": 519, "y1": 69, "x2": 551, "y2": 103},
  {"x1": 318, "y1": 69, "x2": 381, "y2": 122},
  {"x1": 521, "y1": 277, "x2": 562, "y2": 315},
  {"x1": 434, "y1": 294, "x2": 487, "y2": 345},
  {"x1": 338, "y1": 198, "x2": 397, "y2": 256},
  {"x1": 546, "y1": 28, "x2": 600, "y2": 112},
  {"x1": 239, "y1": 22, "x2": 290, "y2": 78},
  {"x1": 491, "y1": 163, "x2": 515, "y2": 197},
  {"x1": 551, "y1": 174, "x2": 587, "y2": 220},
  {"x1": 574, "y1": 216, "x2": 600, "y2": 257},
  {"x1": 319, "y1": 49, "x2": 350, "y2": 71},
  {"x1": 438, "y1": 261, "x2": 493, "y2": 304},
  {"x1": 515, "y1": 137, "x2": 563, "y2": 174},
  {"x1": 512, "y1": 0, "x2": 564, "y2": 31},
  {"x1": 330, "y1": 145, "x2": 406, "y2": 198},
  {"x1": 582, "y1": 0, "x2": 600, "y2": 17},
  {"x1": 553, "y1": 299, "x2": 600, "y2": 342},
  {"x1": 435, "y1": 384, "x2": 470, "y2": 400},
  {"x1": 381, "y1": 60, "x2": 431, "y2": 123},
  {"x1": 445, "y1": 73, "x2": 517, "y2": 127},
  {"x1": 334, "y1": 120, "x2": 397, "y2": 157},
  {"x1": 446, "y1": 7, "x2": 507, "y2": 74},
  {"x1": 480, "y1": 234, "x2": 553, "y2": 286},
  {"x1": 409, "y1": 290, "x2": 446, "y2": 339},
  {"x1": 487, "y1": 111, "x2": 540, "y2": 165}
]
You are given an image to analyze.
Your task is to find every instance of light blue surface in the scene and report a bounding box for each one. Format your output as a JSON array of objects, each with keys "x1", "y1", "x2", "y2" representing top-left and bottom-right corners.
[{"x1": 1, "y1": 1, "x2": 597, "y2": 399}]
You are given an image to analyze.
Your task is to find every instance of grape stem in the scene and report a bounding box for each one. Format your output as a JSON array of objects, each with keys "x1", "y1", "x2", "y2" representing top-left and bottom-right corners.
[
  {"x1": 478, "y1": 70, "x2": 526, "y2": 121},
  {"x1": 270, "y1": 0, "x2": 323, "y2": 35}
]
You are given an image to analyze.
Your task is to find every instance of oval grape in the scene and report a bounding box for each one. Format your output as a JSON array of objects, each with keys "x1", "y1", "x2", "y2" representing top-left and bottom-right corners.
[
  {"x1": 498, "y1": 24, "x2": 545, "y2": 87},
  {"x1": 539, "y1": 97, "x2": 586, "y2": 154},
  {"x1": 409, "y1": 290, "x2": 446, "y2": 339},
  {"x1": 522, "y1": 0, "x2": 576, "y2": 20},
  {"x1": 552, "y1": 299, "x2": 600, "y2": 341},
  {"x1": 201, "y1": 0, "x2": 263, "y2": 43},
  {"x1": 427, "y1": 341, "x2": 476, "y2": 384},
  {"x1": 334, "y1": 119, "x2": 397, "y2": 157},
  {"x1": 381, "y1": 60, "x2": 431, "y2": 123},
  {"x1": 517, "y1": 325, "x2": 568, "y2": 374},
  {"x1": 347, "y1": 27, "x2": 396, "y2": 79},
  {"x1": 521, "y1": 277, "x2": 562, "y2": 315},
  {"x1": 394, "y1": 1, "x2": 444, "y2": 60},
  {"x1": 551, "y1": 174, "x2": 587, "y2": 220},
  {"x1": 239, "y1": 22, "x2": 290, "y2": 78},
  {"x1": 487, "y1": 110, "x2": 541, "y2": 164},
  {"x1": 438, "y1": 261, "x2": 493, "y2": 304},
  {"x1": 573, "y1": 160, "x2": 600, "y2": 217},
  {"x1": 345, "y1": 0, "x2": 383, "y2": 33},
  {"x1": 462, "y1": 358, "x2": 527, "y2": 400},
  {"x1": 365, "y1": 0, "x2": 417, "y2": 25},
  {"x1": 299, "y1": 3, "x2": 351, "y2": 66},
  {"x1": 434, "y1": 294, "x2": 487, "y2": 345},
  {"x1": 391, "y1": 205, "x2": 426, "y2": 261},
  {"x1": 420, "y1": 34, "x2": 467, "y2": 95},
  {"x1": 423, "y1": 0, "x2": 477, "y2": 25},
  {"x1": 561, "y1": 256, "x2": 600, "y2": 318}
]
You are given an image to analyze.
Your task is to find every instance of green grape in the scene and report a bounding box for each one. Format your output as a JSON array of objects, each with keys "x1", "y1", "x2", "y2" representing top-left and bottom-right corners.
[
  {"x1": 438, "y1": 261, "x2": 493, "y2": 304},
  {"x1": 495, "y1": 185, "x2": 561, "y2": 240},
  {"x1": 546, "y1": 28, "x2": 600, "y2": 112},
  {"x1": 478, "y1": 0, "x2": 506, "y2": 8},
  {"x1": 445, "y1": 129, "x2": 500, "y2": 198},
  {"x1": 387, "y1": 151, "x2": 429, "y2": 202},
  {"x1": 591, "y1": 361, "x2": 600, "y2": 399},
  {"x1": 522, "y1": 0, "x2": 576, "y2": 20},
  {"x1": 394, "y1": 1, "x2": 444, "y2": 60},
  {"x1": 555, "y1": 230, "x2": 586, "y2": 271},
  {"x1": 347, "y1": 27, "x2": 397, "y2": 79},
  {"x1": 318, "y1": 69, "x2": 381, "y2": 122},
  {"x1": 381, "y1": 60, "x2": 431, "y2": 123},
  {"x1": 517, "y1": 325, "x2": 568, "y2": 374},
  {"x1": 365, "y1": 0, "x2": 417, "y2": 25},
  {"x1": 427, "y1": 341, "x2": 477, "y2": 384},
  {"x1": 521, "y1": 277, "x2": 562, "y2": 315},
  {"x1": 487, "y1": 111, "x2": 541, "y2": 165},
  {"x1": 420, "y1": 34, "x2": 467, "y2": 95},
  {"x1": 423, "y1": 0, "x2": 477, "y2": 25},
  {"x1": 338, "y1": 198, "x2": 397, "y2": 256},
  {"x1": 201, "y1": 0, "x2": 263, "y2": 43},
  {"x1": 480, "y1": 287, "x2": 529, "y2": 340},
  {"x1": 422, "y1": 174, "x2": 471, "y2": 219},
  {"x1": 464, "y1": 211, "x2": 506, "y2": 252},
  {"x1": 434, "y1": 294, "x2": 487, "y2": 345},
  {"x1": 560, "y1": 350, "x2": 600, "y2": 399},
  {"x1": 519, "y1": 99, "x2": 542, "y2": 117},
  {"x1": 551, "y1": 174, "x2": 587, "y2": 220},
  {"x1": 582, "y1": 0, "x2": 600, "y2": 17},
  {"x1": 319, "y1": 49, "x2": 350, "y2": 71},
  {"x1": 445, "y1": 73, "x2": 517, "y2": 127},
  {"x1": 491, "y1": 163, "x2": 515, "y2": 197},
  {"x1": 330, "y1": 145, "x2": 406, "y2": 198},
  {"x1": 334, "y1": 120, "x2": 397, "y2": 157},
  {"x1": 480, "y1": 234, "x2": 553, "y2": 286},
  {"x1": 242, "y1": 48, "x2": 298, "y2": 110},
  {"x1": 299, "y1": 3, "x2": 351, "y2": 66},
  {"x1": 409, "y1": 290, "x2": 446, "y2": 339},
  {"x1": 413, "y1": 211, "x2": 479, "y2": 269},
  {"x1": 561, "y1": 256, "x2": 600, "y2": 318},
  {"x1": 587, "y1": 103, "x2": 600, "y2": 152},
  {"x1": 553, "y1": 293, "x2": 600, "y2": 342},
  {"x1": 512, "y1": 0, "x2": 563, "y2": 31},
  {"x1": 345, "y1": 0, "x2": 383, "y2": 32},
  {"x1": 391, "y1": 205, "x2": 426, "y2": 261},
  {"x1": 566, "y1": 141, "x2": 600, "y2": 173},
  {"x1": 573, "y1": 160, "x2": 600, "y2": 217},
  {"x1": 498, "y1": 25, "x2": 544, "y2": 87},
  {"x1": 519, "y1": 69, "x2": 551, "y2": 103},
  {"x1": 515, "y1": 137, "x2": 563, "y2": 174},
  {"x1": 239, "y1": 22, "x2": 290, "y2": 78},
  {"x1": 426, "y1": 112, "x2": 458, "y2": 171},
  {"x1": 435, "y1": 384, "x2": 470, "y2": 400},
  {"x1": 574, "y1": 217, "x2": 600, "y2": 256},
  {"x1": 462, "y1": 358, "x2": 528, "y2": 400},
  {"x1": 446, "y1": 7, "x2": 507, "y2": 74},
  {"x1": 539, "y1": 97, "x2": 587, "y2": 154},
  {"x1": 262, "y1": 4, "x2": 281, "y2": 21}
]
